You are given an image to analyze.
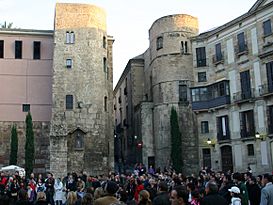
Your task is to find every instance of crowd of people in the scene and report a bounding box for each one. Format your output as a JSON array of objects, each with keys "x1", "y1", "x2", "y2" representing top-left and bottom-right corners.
[{"x1": 0, "y1": 164, "x2": 272, "y2": 205}]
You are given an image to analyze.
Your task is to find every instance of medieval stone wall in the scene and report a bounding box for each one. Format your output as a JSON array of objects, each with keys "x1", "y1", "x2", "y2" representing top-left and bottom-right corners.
[
  {"x1": 50, "y1": 3, "x2": 113, "y2": 177},
  {"x1": 0, "y1": 121, "x2": 50, "y2": 174},
  {"x1": 141, "y1": 14, "x2": 199, "y2": 174}
]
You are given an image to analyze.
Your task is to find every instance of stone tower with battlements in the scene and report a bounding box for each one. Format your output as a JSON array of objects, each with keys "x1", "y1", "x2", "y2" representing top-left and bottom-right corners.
[{"x1": 50, "y1": 3, "x2": 114, "y2": 177}]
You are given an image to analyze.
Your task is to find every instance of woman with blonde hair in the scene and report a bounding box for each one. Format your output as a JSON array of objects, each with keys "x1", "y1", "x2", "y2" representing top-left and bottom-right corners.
[
  {"x1": 138, "y1": 190, "x2": 152, "y2": 205},
  {"x1": 35, "y1": 192, "x2": 48, "y2": 205},
  {"x1": 66, "y1": 191, "x2": 78, "y2": 205}
]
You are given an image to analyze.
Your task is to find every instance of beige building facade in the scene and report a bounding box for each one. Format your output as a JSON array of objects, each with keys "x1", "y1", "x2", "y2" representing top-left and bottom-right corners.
[
  {"x1": 114, "y1": 0, "x2": 273, "y2": 174},
  {"x1": 192, "y1": 0, "x2": 273, "y2": 174}
]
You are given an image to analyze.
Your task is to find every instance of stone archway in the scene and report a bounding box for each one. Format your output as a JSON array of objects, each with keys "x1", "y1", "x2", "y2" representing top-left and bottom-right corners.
[{"x1": 221, "y1": 145, "x2": 233, "y2": 172}]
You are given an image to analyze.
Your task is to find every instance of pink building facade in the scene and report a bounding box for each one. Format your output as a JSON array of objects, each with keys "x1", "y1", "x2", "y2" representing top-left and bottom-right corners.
[
  {"x1": 0, "y1": 29, "x2": 53, "y2": 171},
  {"x1": 0, "y1": 29, "x2": 53, "y2": 121}
]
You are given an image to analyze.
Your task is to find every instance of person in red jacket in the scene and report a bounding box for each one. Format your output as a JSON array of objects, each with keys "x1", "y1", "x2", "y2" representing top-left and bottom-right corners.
[
  {"x1": 0, "y1": 172, "x2": 8, "y2": 186},
  {"x1": 134, "y1": 178, "x2": 144, "y2": 203}
]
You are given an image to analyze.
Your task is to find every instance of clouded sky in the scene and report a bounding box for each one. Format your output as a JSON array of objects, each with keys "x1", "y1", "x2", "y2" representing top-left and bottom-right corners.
[{"x1": 0, "y1": 0, "x2": 257, "y2": 86}]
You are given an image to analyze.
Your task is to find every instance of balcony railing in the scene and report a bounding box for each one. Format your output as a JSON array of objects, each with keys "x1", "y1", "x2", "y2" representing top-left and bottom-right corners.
[
  {"x1": 213, "y1": 52, "x2": 224, "y2": 65},
  {"x1": 192, "y1": 95, "x2": 230, "y2": 110},
  {"x1": 259, "y1": 84, "x2": 273, "y2": 96},
  {"x1": 235, "y1": 44, "x2": 249, "y2": 56},
  {"x1": 240, "y1": 129, "x2": 255, "y2": 139},
  {"x1": 233, "y1": 89, "x2": 254, "y2": 102},
  {"x1": 197, "y1": 59, "x2": 207, "y2": 67},
  {"x1": 217, "y1": 132, "x2": 230, "y2": 142}
]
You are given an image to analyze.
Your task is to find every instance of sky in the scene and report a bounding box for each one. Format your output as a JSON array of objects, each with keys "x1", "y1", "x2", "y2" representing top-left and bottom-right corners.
[{"x1": 0, "y1": 0, "x2": 257, "y2": 86}]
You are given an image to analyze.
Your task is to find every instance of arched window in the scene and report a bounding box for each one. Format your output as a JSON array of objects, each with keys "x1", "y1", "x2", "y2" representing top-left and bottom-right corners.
[
  {"x1": 156, "y1": 36, "x2": 163, "y2": 50},
  {"x1": 75, "y1": 132, "x2": 83, "y2": 149},
  {"x1": 185, "y1": 41, "x2": 188, "y2": 53}
]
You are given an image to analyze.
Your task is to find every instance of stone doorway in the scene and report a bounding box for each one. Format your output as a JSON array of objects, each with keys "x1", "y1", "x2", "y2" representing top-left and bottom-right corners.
[
  {"x1": 202, "y1": 148, "x2": 211, "y2": 169},
  {"x1": 221, "y1": 145, "x2": 233, "y2": 172}
]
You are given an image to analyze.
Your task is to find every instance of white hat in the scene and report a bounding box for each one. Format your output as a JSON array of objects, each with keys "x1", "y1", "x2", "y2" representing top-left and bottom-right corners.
[{"x1": 228, "y1": 186, "x2": 240, "y2": 194}]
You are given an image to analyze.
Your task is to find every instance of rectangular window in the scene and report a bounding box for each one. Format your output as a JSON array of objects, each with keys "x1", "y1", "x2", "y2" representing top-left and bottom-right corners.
[
  {"x1": 15, "y1": 41, "x2": 22, "y2": 59},
  {"x1": 179, "y1": 84, "x2": 187, "y2": 102},
  {"x1": 201, "y1": 121, "x2": 209, "y2": 134},
  {"x1": 268, "y1": 105, "x2": 273, "y2": 134},
  {"x1": 22, "y1": 104, "x2": 30, "y2": 112},
  {"x1": 240, "y1": 110, "x2": 255, "y2": 138},
  {"x1": 237, "y1": 32, "x2": 246, "y2": 53},
  {"x1": 247, "y1": 144, "x2": 254, "y2": 156},
  {"x1": 103, "y1": 58, "x2": 107, "y2": 72},
  {"x1": 66, "y1": 58, "x2": 72, "y2": 69},
  {"x1": 215, "y1": 43, "x2": 222, "y2": 62},
  {"x1": 266, "y1": 61, "x2": 273, "y2": 93},
  {"x1": 104, "y1": 96, "x2": 107, "y2": 112},
  {"x1": 0, "y1": 40, "x2": 4, "y2": 58},
  {"x1": 33, "y1": 41, "x2": 41, "y2": 59},
  {"x1": 217, "y1": 115, "x2": 230, "y2": 140},
  {"x1": 196, "y1": 47, "x2": 206, "y2": 67},
  {"x1": 263, "y1": 19, "x2": 272, "y2": 36},
  {"x1": 103, "y1": 36, "x2": 106, "y2": 48},
  {"x1": 66, "y1": 95, "x2": 73, "y2": 110},
  {"x1": 240, "y1": 70, "x2": 251, "y2": 99},
  {"x1": 198, "y1": 72, "x2": 207, "y2": 82}
]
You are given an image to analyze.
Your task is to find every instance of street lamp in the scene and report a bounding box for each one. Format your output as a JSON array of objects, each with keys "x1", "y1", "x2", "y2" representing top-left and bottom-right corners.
[
  {"x1": 255, "y1": 132, "x2": 260, "y2": 139},
  {"x1": 207, "y1": 138, "x2": 212, "y2": 145},
  {"x1": 207, "y1": 138, "x2": 215, "y2": 151}
]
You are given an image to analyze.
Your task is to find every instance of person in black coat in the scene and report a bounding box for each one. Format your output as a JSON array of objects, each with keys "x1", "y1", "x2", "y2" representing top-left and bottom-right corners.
[
  {"x1": 200, "y1": 181, "x2": 228, "y2": 205},
  {"x1": 247, "y1": 176, "x2": 261, "y2": 205},
  {"x1": 153, "y1": 181, "x2": 171, "y2": 205},
  {"x1": 16, "y1": 189, "x2": 32, "y2": 205}
]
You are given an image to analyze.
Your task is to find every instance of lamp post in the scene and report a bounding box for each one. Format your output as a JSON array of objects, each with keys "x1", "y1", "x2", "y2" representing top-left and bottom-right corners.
[
  {"x1": 207, "y1": 138, "x2": 215, "y2": 151},
  {"x1": 255, "y1": 132, "x2": 260, "y2": 139}
]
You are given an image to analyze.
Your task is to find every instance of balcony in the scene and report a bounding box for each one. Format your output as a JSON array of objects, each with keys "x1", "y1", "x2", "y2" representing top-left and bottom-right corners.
[
  {"x1": 213, "y1": 52, "x2": 224, "y2": 65},
  {"x1": 235, "y1": 44, "x2": 249, "y2": 57},
  {"x1": 259, "y1": 84, "x2": 273, "y2": 96},
  {"x1": 191, "y1": 80, "x2": 230, "y2": 110},
  {"x1": 240, "y1": 129, "x2": 255, "y2": 140},
  {"x1": 197, "y1": 59, "x2": 207, "y2": 67},
  {"x1": 217, "y1": 132, "x2": 231, "y2": 143},
  {"x1": 192, "y1": 95, "x2": 230, "y2": 110},
  {"x1": 233, "y1": 89, "x2": 255, "y2": 103}
]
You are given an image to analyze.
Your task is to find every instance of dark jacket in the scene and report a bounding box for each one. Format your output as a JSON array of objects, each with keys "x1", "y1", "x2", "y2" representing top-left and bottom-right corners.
[
  {"x1": 248, "y1": 183, "x2": 261, "y2": 205},
  {"x1": 16, "y1": 200, "x2": 32, "y2": 205},
  {"x1": 200, "y1": 192, "x2": 228, "y2": 205},
  {"x1": 34, "y1": 201, "x2": 48, "y2": 205},
  {"x1": 153, "y1": 191, "x2": 171, "y2": 205}
]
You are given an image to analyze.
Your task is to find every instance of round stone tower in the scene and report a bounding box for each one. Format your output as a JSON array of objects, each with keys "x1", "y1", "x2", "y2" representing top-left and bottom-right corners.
[
  {"x1": 147, "y1": 14, "x2": 199, "y2": 174},
  {"x1": 50, "y1": 3, "x2": 114, "y2": 177}
]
